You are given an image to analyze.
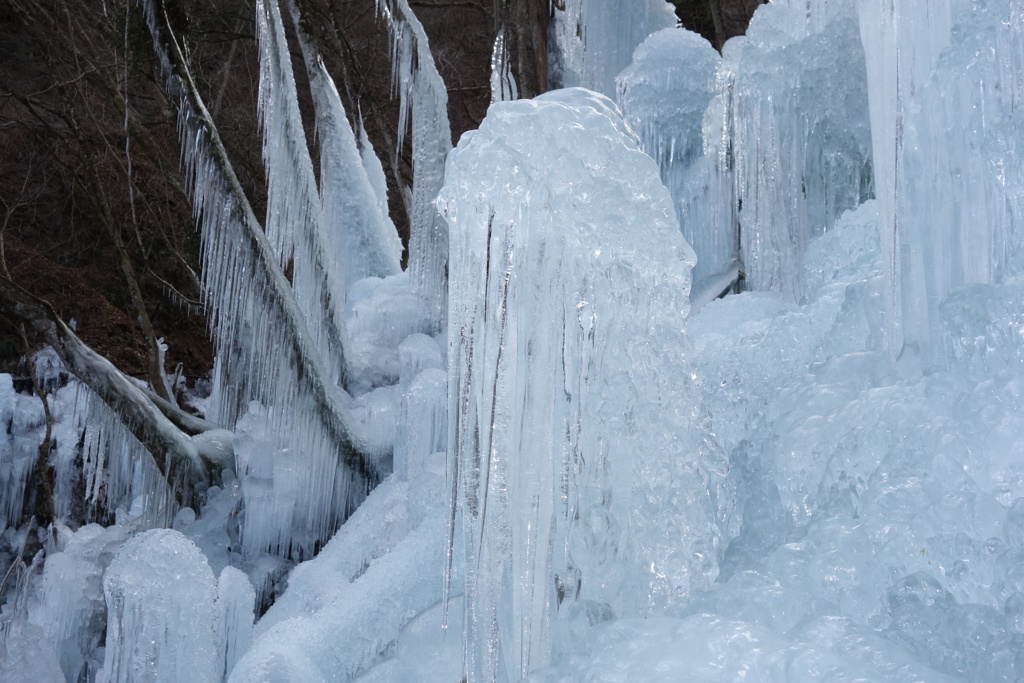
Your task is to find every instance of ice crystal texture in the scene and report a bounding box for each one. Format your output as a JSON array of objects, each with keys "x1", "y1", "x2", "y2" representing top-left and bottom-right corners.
[{"x1": 441, "y1": 88, "x2": 727, "y2": 681}]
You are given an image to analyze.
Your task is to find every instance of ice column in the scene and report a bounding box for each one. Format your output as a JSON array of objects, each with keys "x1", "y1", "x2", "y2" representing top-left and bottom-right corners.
[
  {"x1": 704, "y1": 2, "x2": 872, "y2": 298},
  {"x1": 441, "y1": 88, "x2": 726, "y2": 683}
]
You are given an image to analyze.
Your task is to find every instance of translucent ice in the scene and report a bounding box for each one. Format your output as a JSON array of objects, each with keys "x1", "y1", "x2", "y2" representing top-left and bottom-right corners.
[
  {"x1": 440, "y1": 87, "x2": 727, "y2": 682},
  {"x1": 858, "y1": 0, "x2": 1024, "y2": 364},
  {"x1": 699, "y1": 2, "x2": 872, "y2": 297},
  {"x1": 617, "y1": 28, "x2": 727, "y2": 281},
  {"x1": 97, "y1": 529, "x2": 219, "y2": 683},
  {"x1": 551, "y1": 0, "x2": 676, "y2": 97}
]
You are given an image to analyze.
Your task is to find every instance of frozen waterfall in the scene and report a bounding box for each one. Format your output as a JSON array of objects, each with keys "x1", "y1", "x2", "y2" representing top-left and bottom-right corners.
[{"x1": 4, "y1": 0, "x2": 1024, "y2": 681}]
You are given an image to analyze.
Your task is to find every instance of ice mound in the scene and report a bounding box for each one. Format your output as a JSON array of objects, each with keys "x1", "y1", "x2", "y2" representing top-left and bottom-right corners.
[{"x1": 97, "y1": 529, "x2": 220, "y2": 683}]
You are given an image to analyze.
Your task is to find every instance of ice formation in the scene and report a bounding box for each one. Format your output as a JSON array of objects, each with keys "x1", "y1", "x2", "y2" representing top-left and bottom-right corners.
[
  {"x1": 617, "y1": 27, "x2": 726, "y2": 282},
  {"x1": 285, "y1": 0, "x2": 403, "y2": 298},
  {"x1": 551, "y1": 0, "x2": 676, "y2": 96},
  {"x1": 440, "y1": 88, "x2": 727, "y2": 681},
  {"x1": 376, "y1": 0, "x2": 452, "y2": 328},
  {"x1": 140, "y1": 0, "x2": 391, "y2": 560},
  {"x1": 858, "y1": 0, "x2": 1024, "y2": 364},
  {"x1": 256, "y1": 0, "x2": 356, "y2": 388},
  {"x1": 97, "y1": 529, "x2": 220, "y2": 682},
  {"x1": 5, "y1": 0, "x2": 1024, "y2": 681}
]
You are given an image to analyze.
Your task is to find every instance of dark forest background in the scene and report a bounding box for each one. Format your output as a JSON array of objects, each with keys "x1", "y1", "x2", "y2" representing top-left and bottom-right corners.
[{"x1": 0, "y1": 0, "x2": 762, "y2": 395}]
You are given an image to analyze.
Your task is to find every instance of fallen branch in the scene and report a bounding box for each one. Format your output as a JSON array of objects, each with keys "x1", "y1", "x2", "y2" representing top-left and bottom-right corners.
[{"x1": 0, "y1": 273, "x2": 209, "y2": 495}]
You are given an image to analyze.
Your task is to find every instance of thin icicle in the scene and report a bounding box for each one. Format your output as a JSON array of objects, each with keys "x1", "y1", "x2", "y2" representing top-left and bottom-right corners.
[
  {"x1": 376, "y1": 0, "x2": 452, "y2": 330},
  {"x1": 489, "y1": 28, "x2": 518, "y2": 104}
]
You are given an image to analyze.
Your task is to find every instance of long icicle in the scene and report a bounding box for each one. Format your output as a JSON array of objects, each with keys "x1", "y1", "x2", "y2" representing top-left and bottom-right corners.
[
  {"x1": 140, "y1": 0, "x2": 380, "y2": 556},
  {"x1": 376, "y1": 0, "x2": 452, "y2": 330},
  {"x1": 256, "y1": 0, "x2": 353, "y2": 388},
  {"x1": 284, "y1": 0, "x2": 402, "y2": 300}
]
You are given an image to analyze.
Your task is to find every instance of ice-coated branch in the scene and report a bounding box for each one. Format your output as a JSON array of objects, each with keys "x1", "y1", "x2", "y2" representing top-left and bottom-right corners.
[
  {"x1": 0, "y1": 274, "x2": 207, "y2": 492},
  {"x1": 141, "y1": 0, "x2": 382, "y2": 552}
]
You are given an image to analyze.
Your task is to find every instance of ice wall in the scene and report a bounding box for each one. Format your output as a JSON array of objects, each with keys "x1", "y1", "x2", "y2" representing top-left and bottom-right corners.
[
  {"x1": 440, "y1": 88, "x2": 727, "y2": 682},
  {"x1": 858, "y1": 0, "x2": 1024, "y2": 364}
]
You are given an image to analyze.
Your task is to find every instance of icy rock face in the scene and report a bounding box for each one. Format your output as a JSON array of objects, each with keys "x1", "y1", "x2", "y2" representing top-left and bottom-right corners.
[
  {"x1": 98, "y1": 529, "x2": 219, "y2": 683},
  {"x1": 617, "y1": 27, "x2": 726, "y2": 282},
  {"x1": 440, "y1": 87, "x2": 727, "y2": 682}
]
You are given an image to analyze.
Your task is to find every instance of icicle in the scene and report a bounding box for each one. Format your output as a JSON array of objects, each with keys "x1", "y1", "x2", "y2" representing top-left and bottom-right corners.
[
  {"x1": 285, "y1": 0, "x2": 402, "y2": 299},
  {"x1": 81, "y1": 389, "x2": 177, "y2": 529},
  {"x1": 0, "y1": 375, "x2": 37, "y2": 526},
  {"x1": 256, "y1": 0, "x2": 351, "y2": 387},
  {"x1": 489, "y1": 28, "x2": 518, "y2": 104},
  {"x1": 376, "y1": 0, "x2": 452, "y2": 330},
  {"x1": 688, "y1": 2, "x2": 871, "y2": 299},
  {"x1": 356, "y1": 112, "x2": 396, "y2": 246}
]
